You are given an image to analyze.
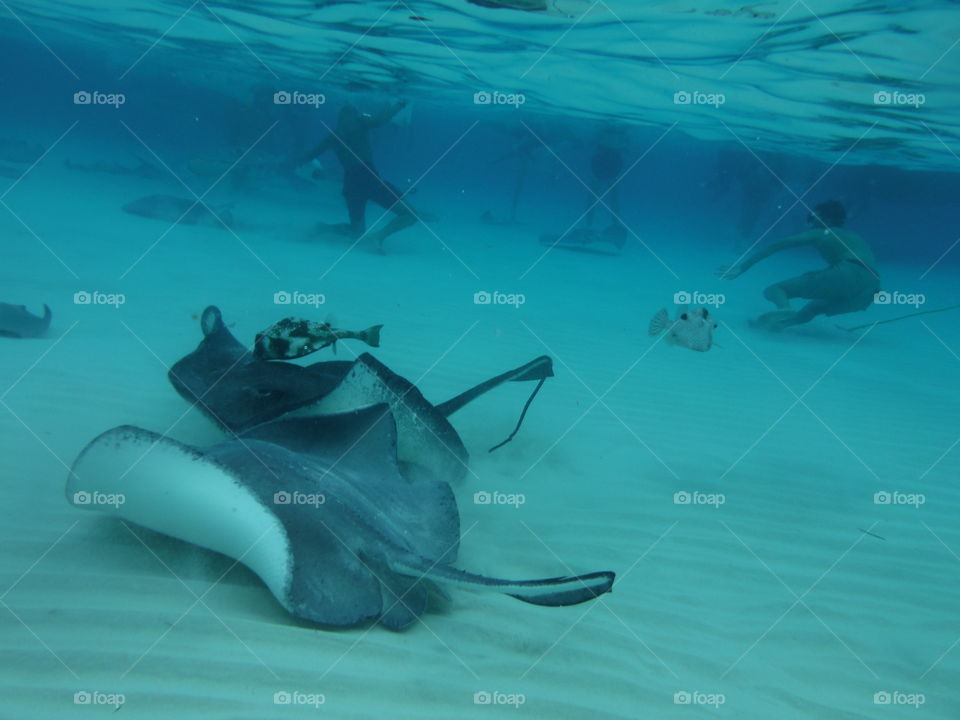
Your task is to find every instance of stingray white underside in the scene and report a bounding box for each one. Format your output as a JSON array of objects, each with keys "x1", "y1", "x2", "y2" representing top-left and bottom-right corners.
[{"x1": 66, "y1": 426, "x2": 293, "y2": 610}]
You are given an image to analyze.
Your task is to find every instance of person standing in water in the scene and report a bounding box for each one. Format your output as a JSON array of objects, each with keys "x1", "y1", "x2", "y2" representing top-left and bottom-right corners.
[
  {"x1": 716, "y1": 200, "x2": 881, "y2": 330},
  {"x1": 584, "y1": 122, "x2": 628, "y2": 246},
  {"x1": 300, "y1": 102, "x2": 415, "y2": 253}
]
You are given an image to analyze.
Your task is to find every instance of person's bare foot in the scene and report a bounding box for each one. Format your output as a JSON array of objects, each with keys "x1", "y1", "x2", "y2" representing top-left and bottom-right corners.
[{"x1": 754, "y1": 309, "x2": 796, "y2": 331}]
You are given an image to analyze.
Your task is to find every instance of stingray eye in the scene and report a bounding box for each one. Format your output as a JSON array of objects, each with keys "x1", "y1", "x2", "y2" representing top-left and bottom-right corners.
[
  {"x1": 680, "y1": 313, "x2": 688, "y2": 320},
  {"x1": 702, "y1": 309, "x2": 709, "y2": 318}
]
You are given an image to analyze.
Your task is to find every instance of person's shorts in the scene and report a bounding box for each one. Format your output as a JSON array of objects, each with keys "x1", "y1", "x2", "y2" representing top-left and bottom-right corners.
[
  {"x1": 778, "y1": 260, "x2": 880, "y2": 315},
  {"x1": 342, "y1": 165, "x2": 408, "y2": 212}
]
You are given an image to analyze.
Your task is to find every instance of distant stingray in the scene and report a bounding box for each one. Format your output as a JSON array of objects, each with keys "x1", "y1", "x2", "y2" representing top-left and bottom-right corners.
[
  {"x1": 122, "y1": 194, "x2": 234, "y2": 229},
  {"x1": 0, "y1": 303, "x2": 51, "y2": 338}
]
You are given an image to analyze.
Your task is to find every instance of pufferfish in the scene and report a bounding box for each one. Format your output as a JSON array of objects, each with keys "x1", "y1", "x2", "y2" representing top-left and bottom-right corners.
[{"x1": 648, "y1": 307, "x2": 717, "y2": 352}]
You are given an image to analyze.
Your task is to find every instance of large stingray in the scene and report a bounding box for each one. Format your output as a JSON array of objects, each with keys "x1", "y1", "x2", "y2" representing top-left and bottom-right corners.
[
  {"x1": 67, "y1": 404, "x2": 614, "y2": 630},
  {"x1": 0, "y1": 303, "x2": 51, "y2": 338},
  {"x1": 168, "y1": 306, "x2": 554, "y2": 483}
]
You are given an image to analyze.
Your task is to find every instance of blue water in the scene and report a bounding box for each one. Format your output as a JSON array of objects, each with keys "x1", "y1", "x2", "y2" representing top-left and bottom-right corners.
[{"x1": 2, "y1": 2, "x2": 959, "y2": 718}]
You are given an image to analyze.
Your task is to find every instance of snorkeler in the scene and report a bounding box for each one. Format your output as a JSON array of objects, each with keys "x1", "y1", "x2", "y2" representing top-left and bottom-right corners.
[
  {"x1": 716, "y1": 200, "x2": 881, "y2": 330},
  {"x1": 299, "y1": 102, "x2": 415, "y2": 253}
]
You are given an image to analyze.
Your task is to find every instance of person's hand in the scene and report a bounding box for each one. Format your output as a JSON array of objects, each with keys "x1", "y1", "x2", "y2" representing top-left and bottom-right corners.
[{"x1": 716, "y1": 264, "x2": 743, "y2": 279}]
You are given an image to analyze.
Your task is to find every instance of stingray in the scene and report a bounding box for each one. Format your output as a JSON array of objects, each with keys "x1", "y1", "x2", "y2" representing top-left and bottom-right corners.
[
  {"x1": 168, "y1": 306, "x2": 554, "y2": 483},
  {"x1": 122, "y1": 194, "x2": 234, "y2": 229},
  {"x1": 539, "y1": 226, "x2": 625, "y2": 256},
  {"x1": 67, "y1": 404, "x2": 614, "y2": 630},
  {"x1": 0, "y1": 303, "x2": 51, "y2": 338}
]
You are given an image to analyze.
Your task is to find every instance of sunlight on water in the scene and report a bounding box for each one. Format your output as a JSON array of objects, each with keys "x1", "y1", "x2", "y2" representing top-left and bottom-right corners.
[{"x1": 4, "y1": 0, "x2": 959, "y2": 168}]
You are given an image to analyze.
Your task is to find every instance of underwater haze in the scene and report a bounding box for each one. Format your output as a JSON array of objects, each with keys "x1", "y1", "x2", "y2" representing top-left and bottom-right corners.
[{"x1": 1, "y1": 1, "x2": 959, "y2": 718}]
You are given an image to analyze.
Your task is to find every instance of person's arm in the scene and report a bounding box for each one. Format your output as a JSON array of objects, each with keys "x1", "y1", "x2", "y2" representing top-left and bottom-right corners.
[
  {"x1": 717, "y1": 230, "x2": 821, "y2": 278},
  {"x1": 366, "y1": 100, "x2": 407, "y2": 128}
]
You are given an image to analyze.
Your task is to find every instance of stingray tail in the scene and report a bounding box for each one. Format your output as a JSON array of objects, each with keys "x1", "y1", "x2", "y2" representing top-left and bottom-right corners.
[
  {"x1": 435, "y1": 356, "x2": 554, "y2": 452},
  {"x1": 393, "y1": 555, "x2": 614, "y2": 607}
]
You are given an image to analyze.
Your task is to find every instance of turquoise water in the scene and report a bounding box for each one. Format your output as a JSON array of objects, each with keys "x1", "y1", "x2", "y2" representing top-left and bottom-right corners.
[{"x1": 1, "y1": 1, "x2": 959, "y2": 718}]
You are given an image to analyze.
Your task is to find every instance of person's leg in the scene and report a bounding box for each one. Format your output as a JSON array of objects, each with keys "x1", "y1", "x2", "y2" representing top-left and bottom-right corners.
[
  {"x1": 763, "y1": 270, "x2": 824, "y2": 310},
  {"x1": 342, "y1": 178, "x2": 367, "y2": 239},
  {"x1": 762, "y1": 282, "x2": 792, "y2": 309},
  {"x1": 756, "y1": 269, "x2": 835, "y2": 329},
  {"x1": 756, "y1": 300, "x2": 830, "y2": 330},
  {"x1": 367, "y1": 178, "x2": 416, "y2": 253}
]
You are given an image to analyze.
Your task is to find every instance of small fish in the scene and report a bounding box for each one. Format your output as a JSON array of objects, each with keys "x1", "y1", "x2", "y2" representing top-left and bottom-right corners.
[
  {"x1": 649, "y1": 306, "x2": 716, "y2": 352},
  {"x1": 254, "y1": 317, "x2": 383, "y2": 360}
]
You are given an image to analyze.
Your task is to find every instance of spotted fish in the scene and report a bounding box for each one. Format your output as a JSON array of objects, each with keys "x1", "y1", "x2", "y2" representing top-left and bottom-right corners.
[
  {"x1": 255, "y1": 318, "x2": 383, "y2": 360},
  {"x1": 648, "y1": 307, "x2": 716, "y2": 352}
]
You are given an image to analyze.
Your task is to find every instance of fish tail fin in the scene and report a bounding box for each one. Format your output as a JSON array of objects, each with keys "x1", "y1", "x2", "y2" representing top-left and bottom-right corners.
[
  {"x1": 648, "y1": 308, "x2": 669, "y2": 336},
  {"x1": 363, "y1": 324, "x2": 383, "y2": 348}
]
